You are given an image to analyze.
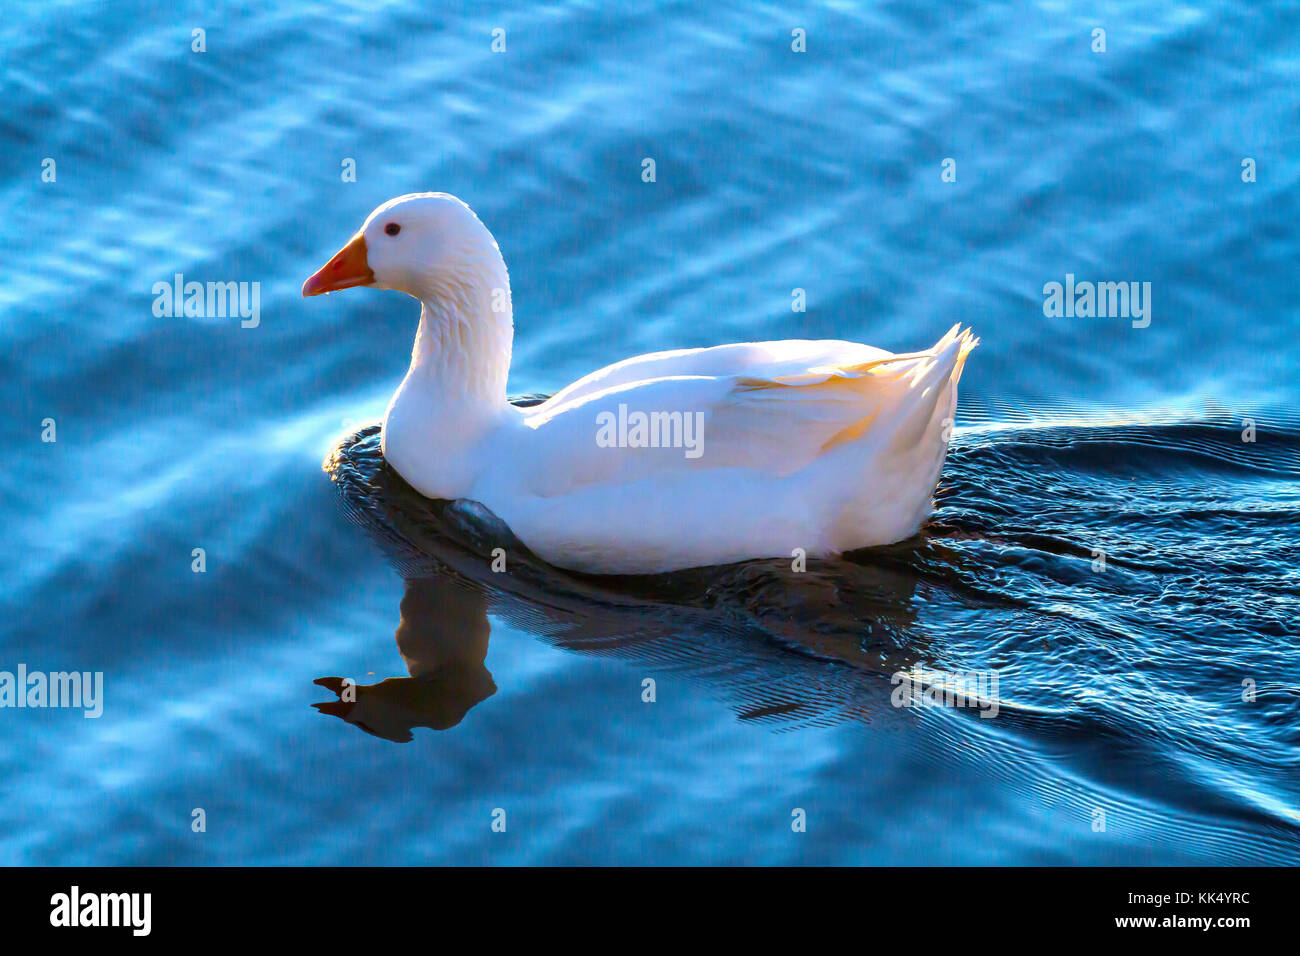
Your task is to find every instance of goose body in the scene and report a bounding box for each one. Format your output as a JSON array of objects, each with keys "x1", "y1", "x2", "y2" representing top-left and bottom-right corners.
[{"x1": 304, "y1": 193, "x2": 977, "y2": 574}]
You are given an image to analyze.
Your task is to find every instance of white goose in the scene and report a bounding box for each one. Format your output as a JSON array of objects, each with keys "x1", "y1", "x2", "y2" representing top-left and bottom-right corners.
[{"x1": 304, "y1": 193, "x2": 977, "y2": 575}]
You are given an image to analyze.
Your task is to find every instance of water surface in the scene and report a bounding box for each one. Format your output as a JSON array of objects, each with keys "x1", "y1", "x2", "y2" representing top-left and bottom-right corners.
[{"x1": 2, "y1": 0, "x2": 1298, "y2": 864}]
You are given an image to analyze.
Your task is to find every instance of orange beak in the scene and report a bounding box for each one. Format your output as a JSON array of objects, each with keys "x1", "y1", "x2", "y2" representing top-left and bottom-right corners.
[{"x1": 302, "y1": 233, "x2": 375, "y2": 297}]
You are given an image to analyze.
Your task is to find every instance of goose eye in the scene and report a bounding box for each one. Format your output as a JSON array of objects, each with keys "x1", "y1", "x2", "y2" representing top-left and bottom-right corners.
[{"x1": 385, "y1": 222, "x2": 401, "y2": 236}]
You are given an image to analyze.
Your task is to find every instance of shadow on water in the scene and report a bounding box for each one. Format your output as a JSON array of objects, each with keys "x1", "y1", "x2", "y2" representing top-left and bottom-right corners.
[
  {"x1": 313, "y1": 420, "x2": 969, "y2": 740},
  {"x1": 313, "y1": 409, "x2": 1300, "y2": 861}
]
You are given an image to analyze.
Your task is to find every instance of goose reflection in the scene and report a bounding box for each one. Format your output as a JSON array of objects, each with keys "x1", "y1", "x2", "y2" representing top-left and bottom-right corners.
[
  {"x1": 314, "y1": 575, "x2": 495, "y2": 740},
  {"x1": 315, "y1": 424, "x2": 964, "y2": 742}
]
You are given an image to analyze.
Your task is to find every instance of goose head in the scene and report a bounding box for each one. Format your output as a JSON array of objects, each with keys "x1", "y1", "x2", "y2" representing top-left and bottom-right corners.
[
  {"x1": 302, "y1": 192, "x2": 508, "y2": 305},
  {"x1": 303, "y1": 194, "x2": 516, "y2": 491}
]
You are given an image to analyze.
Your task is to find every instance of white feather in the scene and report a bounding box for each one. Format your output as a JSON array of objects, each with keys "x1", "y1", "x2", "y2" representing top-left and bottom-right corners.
[{"x1": 313, "y1": 193, "x2": 978, "y2": 574}]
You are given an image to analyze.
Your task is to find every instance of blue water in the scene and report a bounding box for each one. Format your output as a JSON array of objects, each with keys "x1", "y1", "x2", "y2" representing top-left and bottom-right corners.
[{"x1": 3, "y1": 0, "x2": 1299, "y2": 865}]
